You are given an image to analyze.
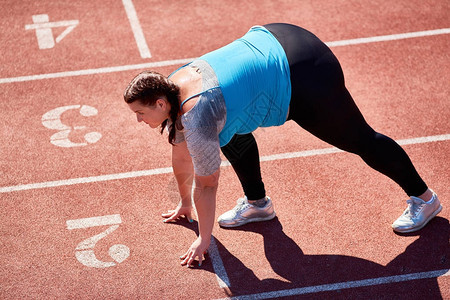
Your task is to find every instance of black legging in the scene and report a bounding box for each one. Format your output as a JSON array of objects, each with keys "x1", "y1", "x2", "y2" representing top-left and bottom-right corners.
[{"x1": 221, "y1": 23, "x2": 427, "y2": 199}]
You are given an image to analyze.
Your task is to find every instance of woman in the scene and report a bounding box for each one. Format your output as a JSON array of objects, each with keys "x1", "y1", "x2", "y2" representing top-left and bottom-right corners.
[{"x1": 124, "y1": 23, "x2": 441, "y2": 267}]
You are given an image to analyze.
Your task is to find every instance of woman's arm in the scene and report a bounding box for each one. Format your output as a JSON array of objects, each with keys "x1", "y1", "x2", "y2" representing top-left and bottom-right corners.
[
  {"x1": 169, "y1": 136, "x2": 222, "y2": 267},
  {"x1": 180, "y1": 168, "x2": 220, "y2": 267},
  {"x1": 167, "y1": 139, "x2": 220, "y2": 267},
  {"x1": 194, "y1": 170, "x2": 219, "y2": 238},
  {"x1": 162, "y1": 141, "x2": 194, "y2": 222}
]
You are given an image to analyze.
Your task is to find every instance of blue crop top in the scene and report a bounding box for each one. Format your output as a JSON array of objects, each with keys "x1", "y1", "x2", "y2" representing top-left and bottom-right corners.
[
  {"x1": 169, "y1": 26, "x2": 291, "y2": 176},
  {"x1": 200, "y1": 25, "x2": 291, "y2": 146}
]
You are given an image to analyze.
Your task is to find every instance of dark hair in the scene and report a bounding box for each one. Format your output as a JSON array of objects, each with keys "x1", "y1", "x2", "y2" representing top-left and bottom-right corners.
[{"x1": 124, "y1": 71, "x2": 180, "y2": 145}]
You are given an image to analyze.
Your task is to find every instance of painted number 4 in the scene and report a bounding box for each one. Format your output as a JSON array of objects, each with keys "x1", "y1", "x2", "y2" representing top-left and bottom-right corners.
[
  {"x1": 25, "y1": 14, "x2": 78, "y2": 49},
  {"x1": 66, "y1": 214, "x2": 130, "y2": 268}
]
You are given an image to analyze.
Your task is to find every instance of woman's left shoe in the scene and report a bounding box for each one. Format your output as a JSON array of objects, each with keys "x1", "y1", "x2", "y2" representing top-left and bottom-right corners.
[{"x1": 392, "y1": 191, "x2": 442, "y2": 233}]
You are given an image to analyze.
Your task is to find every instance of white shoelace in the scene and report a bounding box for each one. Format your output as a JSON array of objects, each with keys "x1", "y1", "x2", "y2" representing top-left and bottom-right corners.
[
  {"x1": 234, "y1": 198, "x2": 249, "y2": 212},
  {"x1": 405, "y1": 198, "x2": 425, "y2": 218}
]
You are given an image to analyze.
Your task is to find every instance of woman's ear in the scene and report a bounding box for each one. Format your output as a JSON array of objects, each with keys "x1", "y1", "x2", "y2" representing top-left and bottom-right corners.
[{"x1": 156, "y1": 98, "x2": 166, "y2": 109}]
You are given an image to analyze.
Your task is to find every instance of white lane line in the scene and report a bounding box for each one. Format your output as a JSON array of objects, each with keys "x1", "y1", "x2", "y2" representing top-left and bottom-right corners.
[
  {"x1": 0, "y1": 58, "x2": 195, "y2": 84},
  {"x1": 255, "y1": 133, "x2": 450, "y2": 163},
  {"x1": 325, "y1": 28, "x2": 450, "y2": 47},
  {"x1": 1, "y1": 28, "x2": 449, "y2": 84},
  {"x1": 1, "y1": 133, "x2": 449, "y2": 194},
  {"x1": 0, "y1": 167, "x2": 173, "y2": 193},
  {"x1": 215, "y1": 269, "x2": 450, "y2": 300},
  {"x1": 122, "y1": 0, "x2": 151, "y2": 58},
  {"x1": 209, "y1": 236, "x2": 231, "y2": 289}
]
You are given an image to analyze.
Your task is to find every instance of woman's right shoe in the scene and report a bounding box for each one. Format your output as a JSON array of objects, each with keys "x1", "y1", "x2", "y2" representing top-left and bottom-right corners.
[{"x1": 217, "y1": 196, "x2": 276, "y2": 228}]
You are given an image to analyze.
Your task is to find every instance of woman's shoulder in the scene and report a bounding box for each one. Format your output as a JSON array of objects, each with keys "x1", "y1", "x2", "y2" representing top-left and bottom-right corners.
[{"x1": 170, "y1": 67, "x2": 203, "y2": 114}]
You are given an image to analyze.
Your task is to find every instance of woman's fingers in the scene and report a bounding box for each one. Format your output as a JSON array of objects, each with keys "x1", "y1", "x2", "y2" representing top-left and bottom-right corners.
[
  {"x1": 161, "y1": 210, "x2": 176, "y2": 218},
  {"x1": 180, "y1": 238, "x2": 209, "y2": 267},
  {"x1": 179, "y1": 251, "x2": 188, "y2": 260},
  {"x1": 162, "y1": 208, "x2": 193, "y2": 223},
  {"x1": 180, "y1": 254, "x2": 188, "y2": 266},
  {"x1": 180, "y1": 250, "x2": 207, "y2": 267},
  {"x1": 198, "y1": 253, "x2": 203, "y2": 267},
  {"x1": 180, "y1": 248, "x2": 193, "y2": 266},
  {"x1": 185, "y1": 212, "x2": 193, "y2": 223},
  {"x1": 163, "y1": 213, "x2": 179, "y2": 223},
  {"x1": 161, "y1": 210, "x2": 177, "y2": 223},
  {"x1": 180, "y1": 251, "x2": 192, "y2": 266}
]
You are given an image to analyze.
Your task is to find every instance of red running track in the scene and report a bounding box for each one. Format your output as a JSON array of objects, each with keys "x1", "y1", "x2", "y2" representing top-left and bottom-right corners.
[{"x1": 1, "y1": 0, "x2": 449, "y2": 299}]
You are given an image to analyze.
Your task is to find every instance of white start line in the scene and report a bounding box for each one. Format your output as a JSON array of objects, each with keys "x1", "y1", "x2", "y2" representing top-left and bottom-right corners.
[{"x1": 215, "y1": 269, "x2": 450, "y2": 300}]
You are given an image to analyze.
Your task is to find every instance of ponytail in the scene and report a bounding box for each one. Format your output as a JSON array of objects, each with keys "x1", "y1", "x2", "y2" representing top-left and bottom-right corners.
[{"x1": 124, "y1": 71, "x2": 180, "y2": 145}]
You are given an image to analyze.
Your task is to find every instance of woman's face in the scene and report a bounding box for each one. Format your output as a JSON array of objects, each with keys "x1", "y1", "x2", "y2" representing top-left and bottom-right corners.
[{"x1": 128, "y1": 99, "x2": 170, "y2": 129}]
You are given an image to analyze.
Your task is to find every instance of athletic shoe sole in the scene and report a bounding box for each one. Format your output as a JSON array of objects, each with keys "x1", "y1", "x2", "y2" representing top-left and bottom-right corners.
[{"x1": 218, "y1": 211, "x2": 277, "y2": 228}]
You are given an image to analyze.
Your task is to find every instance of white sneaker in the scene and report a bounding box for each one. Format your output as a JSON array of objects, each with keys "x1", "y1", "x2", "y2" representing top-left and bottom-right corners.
[
  {"x1": 217, "y1": 196, "x2": 276, "y2": 228},
  {"x1": 392, "y1": 191, "x2": 442, "y2": 233}
]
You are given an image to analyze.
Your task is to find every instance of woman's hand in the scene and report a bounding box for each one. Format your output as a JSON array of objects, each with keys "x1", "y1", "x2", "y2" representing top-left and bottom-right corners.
[
  {"x1": 180, "y1": 236, "x2": 210, "y2": 267},
  {"x1": 162, "y1": 204, "x2": 193, "y2": 223}
]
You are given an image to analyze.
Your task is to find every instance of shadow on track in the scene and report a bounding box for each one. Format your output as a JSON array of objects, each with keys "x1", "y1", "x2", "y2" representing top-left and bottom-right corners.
[{"x1": 168, "y1": 216, "x2": 448, "y2": 299}]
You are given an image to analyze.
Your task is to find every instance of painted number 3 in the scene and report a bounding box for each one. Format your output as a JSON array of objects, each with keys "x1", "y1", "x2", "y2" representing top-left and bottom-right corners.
[
  {"x1": 42, "y1": 105, "x2": 102, "y2": 147},
  {"x1": 66, "y1": 214, "x2": 130, "y2": 268}
]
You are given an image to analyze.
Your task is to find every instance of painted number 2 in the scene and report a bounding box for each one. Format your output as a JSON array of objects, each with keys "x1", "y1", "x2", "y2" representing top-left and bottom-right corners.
[
  {"x1": 66, "y1": 214, "x2": 130, "y2": 268},
  {"x1": 42, "y1": 105, "x2": 102, "y2": 147}
]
